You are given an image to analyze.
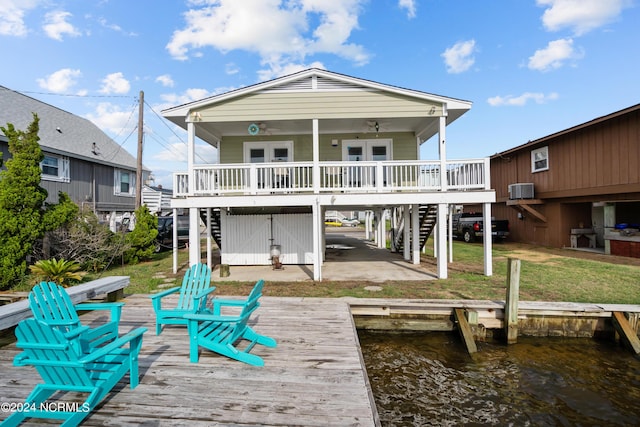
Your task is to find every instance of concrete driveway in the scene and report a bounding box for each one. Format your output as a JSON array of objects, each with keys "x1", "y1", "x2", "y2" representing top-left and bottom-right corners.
[{"x1": 214, "y1": 227, "x2": 437, "y2": 282}]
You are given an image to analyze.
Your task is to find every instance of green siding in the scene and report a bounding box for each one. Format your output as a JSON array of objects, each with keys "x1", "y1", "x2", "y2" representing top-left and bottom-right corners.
[
  {"x1": 220, "y1": 132, "x2": 417, "y2": 163},
  {"x1": 195, "y1": 91, "x2": 443, "y2": 121}
]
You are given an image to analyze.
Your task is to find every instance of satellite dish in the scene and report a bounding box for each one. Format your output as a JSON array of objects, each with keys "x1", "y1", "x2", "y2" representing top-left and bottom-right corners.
[{"x1": 248, "y1": 123, "x2": 260, "y2": 135}]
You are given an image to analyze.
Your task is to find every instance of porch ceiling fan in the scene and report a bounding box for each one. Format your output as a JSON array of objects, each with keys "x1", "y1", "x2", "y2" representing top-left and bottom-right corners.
[
  {"x1": 247, "y1": 122, "x2": 280, "y2": 135},
  {"x1": 365, "y1": 120, "x2": 389, "y2": 135}
]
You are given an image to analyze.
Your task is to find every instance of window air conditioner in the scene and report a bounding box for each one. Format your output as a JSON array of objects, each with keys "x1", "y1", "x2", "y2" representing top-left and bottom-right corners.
[{"x1": 508, "y1": 183, "x2": 535, "y2": 200}]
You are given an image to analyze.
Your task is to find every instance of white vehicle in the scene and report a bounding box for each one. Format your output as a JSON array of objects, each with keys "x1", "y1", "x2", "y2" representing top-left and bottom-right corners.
[{"x1": 325, "y1": 210, "x2": 360, "y2": 227}]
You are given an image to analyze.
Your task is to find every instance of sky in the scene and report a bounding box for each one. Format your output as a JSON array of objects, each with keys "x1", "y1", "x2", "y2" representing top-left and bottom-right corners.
[{"x1": 1, "y1": 0, "x2": 639, "y2": 188}]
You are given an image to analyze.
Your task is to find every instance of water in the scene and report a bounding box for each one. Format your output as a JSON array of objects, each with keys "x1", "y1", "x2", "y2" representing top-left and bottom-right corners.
[{"x1": 358, "y1": 331, "x2": 640, "y2": 426}]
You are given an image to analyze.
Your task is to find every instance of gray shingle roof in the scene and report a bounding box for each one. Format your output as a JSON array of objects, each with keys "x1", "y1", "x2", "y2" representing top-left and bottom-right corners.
[{"x1": 0, "y1": 86, "x2": 140, "y2": 171}]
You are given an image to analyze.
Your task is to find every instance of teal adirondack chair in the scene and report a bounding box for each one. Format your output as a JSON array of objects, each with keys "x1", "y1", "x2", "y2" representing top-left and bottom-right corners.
[
  {"x1": 149, "y1": 263, "x2": 215, "y2": 335},
  {"x1": 29, "y1": 281, "x2": 123, "y2": 352},
  {"x1": 184, "y1": 279, "x2": 276, "y2": 366},
  {"x1": 209, "y1": 279, "x2": 265, "y2": 315},
  {"x1": 3, "y1": 318, "x2": 146, "y2": 427}
]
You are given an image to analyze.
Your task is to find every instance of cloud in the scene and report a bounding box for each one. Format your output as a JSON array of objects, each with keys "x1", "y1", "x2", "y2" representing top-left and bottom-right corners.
[
  {"x1": 441, "y1": 40, "x2": 476, "y2": 74},
  {"x1": 166, "y1": 0, "x2": 369, "y2": 78},
  {"x1": 85, "y1": 102, "x2": 136, "y2": 134},
  {"x1": 398, "y1": 0, "x2": 416, "y2": 18},
  {"x1": 0, "y1": 0, "x2": 41, "y2": 36},
  {"x1": 43, "y1": 10, "x2": 81, "y2": 41},
  {"x1": 528, "y1": 38, "x2": 583, "y2": 71},
  {"x1": 99, "y1": 72, "x2": 131, "y2": 94},
  {"x1": 257, "y1": 61, "x2": 325, "y2": 81},
  {"x1": 537, "y1": 0, "x2": 630, "y2": 36},
  {"x1": 487, "y1": 92, "x2": 559, "y2": 107},
  {"x1": 155, "y1": 74, "x2": 175, "y2": 87},
  {"x1": 97, "y1": 17, "x2": 137, "y2": 36},
  {"x1": 159, "y1": 88, "x2": 217, "y2": 109},
  {"x1": 36, "y1": 68, "x2": 83, "y2": 93}
]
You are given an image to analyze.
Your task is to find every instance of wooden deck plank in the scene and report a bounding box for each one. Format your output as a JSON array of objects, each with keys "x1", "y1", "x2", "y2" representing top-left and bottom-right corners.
[{"x1": 0, "y1": 294, "x2": 380, "y2": 426}]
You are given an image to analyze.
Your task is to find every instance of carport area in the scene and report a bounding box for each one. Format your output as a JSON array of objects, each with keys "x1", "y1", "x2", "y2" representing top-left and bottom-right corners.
[{"x1": 214, "y1": 227, "x2": 437, "y2": 282}]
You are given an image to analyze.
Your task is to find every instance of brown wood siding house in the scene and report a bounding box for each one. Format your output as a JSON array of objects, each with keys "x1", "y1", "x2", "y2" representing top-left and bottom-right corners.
[{"x1": 490, "y1": 103, "x2": 640, "y2": 257}]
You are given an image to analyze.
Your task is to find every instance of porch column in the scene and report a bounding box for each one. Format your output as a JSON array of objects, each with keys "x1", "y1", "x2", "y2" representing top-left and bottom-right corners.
[
  {"x1": 438, "y1": 115, "x2": 447, "y2": 191},
  {"x1": 189, "y1": 207, "x2": 201, "y2": 267},
  {"x1": 206, "y1": 208, "x2": 212, "y2": 269},
  {"x1": 312, "y1": 198, "x2": 322, "y2": 281},
  {"x1": 411, "y1": 204, "x2": 420, "y2": 265},
  {"x1": 403, "y1": 205, "x2": 411, "y2": 261},
  {"x1": 436, "y1": 203, "x2": 448, "y2": 278},
  {"x1": 172, "y1": 208, "x2": 178, "y2": 274},
  {"x1": 312, "y1": 119, "x2": 320, "y2": 193},
  {"x1": 377, "y1": 209, "x2": 386, "y2": 249},
  {"x1": 187, "y1": 122, "x2": 195, "y2": 195},
  {"x1": 448, "y1": 204, "x2": 454, "y2": 263},
  {"x1": 482, "y1": 202, "x2": 493, "y2": 276}
]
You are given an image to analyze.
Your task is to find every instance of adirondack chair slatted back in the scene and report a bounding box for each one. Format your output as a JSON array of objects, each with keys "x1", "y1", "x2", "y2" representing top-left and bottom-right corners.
[
  {"x1": 227, "y1": 286, "x2": 263, "y2": 345},
  {"x1": 176, "y1": 263, "x2": 212, "y2": 311},
  {"x1": 15, "y1": 318, "x2": 94, "y2": 387},
  {"x1": 30, "y1": 281, "x2": 80, "y2": 329}
]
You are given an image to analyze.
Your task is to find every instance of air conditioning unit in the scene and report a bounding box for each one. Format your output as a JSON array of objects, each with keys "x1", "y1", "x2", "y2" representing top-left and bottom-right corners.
[{"x1": 508, "y1": 183, "x2": 535, "y2": 200}]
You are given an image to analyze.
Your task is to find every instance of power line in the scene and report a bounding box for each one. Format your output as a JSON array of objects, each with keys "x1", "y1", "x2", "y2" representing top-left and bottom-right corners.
[{"x1": 17, "y1": 90, "x2": 135, "y2": 100}]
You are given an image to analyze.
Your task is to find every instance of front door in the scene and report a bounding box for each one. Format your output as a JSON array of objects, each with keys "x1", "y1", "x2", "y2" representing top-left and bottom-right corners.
[
  {"x1": 342, "y1": 139, "x2": 392, "y2": 187},
  {"x1": 244, "y1": 141, "x2": 293, "y2": 189}
]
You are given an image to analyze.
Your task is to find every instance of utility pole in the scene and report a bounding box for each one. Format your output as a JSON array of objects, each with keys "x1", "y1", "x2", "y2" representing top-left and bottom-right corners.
[{"x1": 135, "y1": 90, "x2": 144, "y2": 209}]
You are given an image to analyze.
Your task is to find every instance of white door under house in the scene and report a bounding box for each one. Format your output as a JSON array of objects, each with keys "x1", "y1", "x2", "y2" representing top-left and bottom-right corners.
[
  {"x1": 243, "y1": 141, "x2": 293, "y2": 190},
  {"x1": 220, "y1": 213, "x2": 313, "y2": 266},
  {"x1": 342, "y1": 139, "x2": 391, "y2": 188}
]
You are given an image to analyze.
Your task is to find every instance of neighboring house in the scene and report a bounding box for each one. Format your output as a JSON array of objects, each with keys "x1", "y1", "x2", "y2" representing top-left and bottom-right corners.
[
  {"x1": 490, "y1": 103, "x2": 640, "y2": 258},
  {"x1": 0, "y1": 86, "x2": 150, "y2": 229},
  {"x1": 162, "y1": 68, "x2": 497, "y2": 280},
  {"x1": 142, "y1": 184, "x2": 173, "y2": 215}
]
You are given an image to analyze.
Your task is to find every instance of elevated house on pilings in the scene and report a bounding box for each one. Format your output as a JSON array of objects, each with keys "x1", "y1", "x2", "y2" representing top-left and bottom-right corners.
[{"x1": 161, "y1": 68, "x2": 496, "y2": 280}]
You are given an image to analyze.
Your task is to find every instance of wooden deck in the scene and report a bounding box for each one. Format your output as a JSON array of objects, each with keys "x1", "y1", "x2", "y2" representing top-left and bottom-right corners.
[{"x1": 0, "y1": 294, "x2": 380, "y2": 426}]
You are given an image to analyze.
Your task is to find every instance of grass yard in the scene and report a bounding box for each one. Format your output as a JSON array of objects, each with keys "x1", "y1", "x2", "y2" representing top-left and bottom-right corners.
[{"x1": 96, "y1": 240, "x2": 640, "y2": 305}]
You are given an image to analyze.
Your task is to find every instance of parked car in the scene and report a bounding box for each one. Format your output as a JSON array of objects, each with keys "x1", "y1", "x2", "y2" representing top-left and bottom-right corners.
[
  {"x1": 340, "y1": 217, "x2": 360, "y2": 227},
  {"x1": 155, "y1": 215, "x2": 190, "y2": 252},
  {"x1": 450, "y1": 212, "x2": 510, "y2": 243}
]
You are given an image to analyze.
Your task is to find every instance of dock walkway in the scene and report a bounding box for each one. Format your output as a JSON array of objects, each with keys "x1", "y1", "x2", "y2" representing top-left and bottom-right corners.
[{"x1": 0, "y1": 294, "x2": 380, "y2": 426}]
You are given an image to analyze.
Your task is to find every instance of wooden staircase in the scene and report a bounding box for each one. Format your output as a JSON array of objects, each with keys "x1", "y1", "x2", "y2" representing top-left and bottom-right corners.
[
  {"x1": 199, "y1": 208, "x2": 222, "y2": 249},
  {"x1": 393, "y1": 205, "x2": 437, "y2": 252}
]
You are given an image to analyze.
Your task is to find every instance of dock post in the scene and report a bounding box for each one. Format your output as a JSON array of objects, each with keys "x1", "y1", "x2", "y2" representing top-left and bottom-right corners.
[
  {"x1": 611, "y1": 312, "x2": 640, "y2": 355},
  {"x1": 504, "y1": 258, "x2": 520, "y2": 344},
  {"x1": 454, "y1": 308, "x2": 477, "y2": 354}
]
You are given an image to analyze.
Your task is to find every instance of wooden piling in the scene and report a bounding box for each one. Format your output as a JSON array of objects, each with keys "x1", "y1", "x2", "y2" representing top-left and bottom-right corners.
[
  {"x1": 454, "y1": 308, "x2": 477, "y2": 354},
  {"x1": 611, "y1": 311, "x2": 640, "y2": 355},
  {"x1": 219, "y1": 264, "x2": 230, "y2": 277},
  {"x1": 505, "y1": 258, "x2": 521, "y2": 344}
]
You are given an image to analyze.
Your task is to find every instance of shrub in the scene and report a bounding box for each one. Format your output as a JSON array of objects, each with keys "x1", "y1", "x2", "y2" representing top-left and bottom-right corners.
[{"x1": 29, "y1": 258, "x2": 86, "y2": 287}]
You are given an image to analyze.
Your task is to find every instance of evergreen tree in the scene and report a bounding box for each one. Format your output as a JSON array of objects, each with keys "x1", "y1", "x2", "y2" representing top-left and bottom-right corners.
[
  {"x1": 123, "y1": 205, "x2": 158, "y2": 264},
  {"x1": 0, "y1": 114, "x2": 48, "y2": 289}
]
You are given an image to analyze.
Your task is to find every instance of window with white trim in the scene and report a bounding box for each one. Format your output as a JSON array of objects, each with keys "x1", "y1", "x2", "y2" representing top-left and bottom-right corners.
[
  {"x1": 531, "y1": 146, "x2": 549, "y2": 173},
  {"x1": 114, "y1": 169, "x2": 136, "y2": 196},
  {"x1": 41, "y1": 154, "x2": 70, "y2": 182}
]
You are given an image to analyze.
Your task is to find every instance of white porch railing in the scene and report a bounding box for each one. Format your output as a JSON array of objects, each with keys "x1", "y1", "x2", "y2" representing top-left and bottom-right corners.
[{"x1": 172, "y1": 158, "x2": 490, "y2": 196}]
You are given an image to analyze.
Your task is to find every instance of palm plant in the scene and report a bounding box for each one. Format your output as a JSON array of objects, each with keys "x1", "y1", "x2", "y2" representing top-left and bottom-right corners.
[{"x1": 29, "y1": 258, "x2": 86, "y2": 287}]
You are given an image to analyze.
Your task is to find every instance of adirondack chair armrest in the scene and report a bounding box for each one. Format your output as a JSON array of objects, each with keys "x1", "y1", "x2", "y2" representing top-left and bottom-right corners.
[
  {"x1": 192, "y1": 286, "x2": 217, "y2": 312},
  {"x1": 62, "y1": 324, "x2": 91, "y2": 340},
  {"x1": 75, "y1": 302, "x2": 124, "y2": 322},
  {"x1": 79, "y1": 327, "x2": 147, "y2": 364},
  {"x1": 14, "y1": 354, "x2": 84, "y2": 368},
  {"x1": 183, "y1": 313, "x2": 241, "y2": 323},
  {"x1": 149, "y1": 286, "x2": 181, "y2": 301},
  {"x1": 210, "y1": 297, "x2": 248, "y2": 315}
]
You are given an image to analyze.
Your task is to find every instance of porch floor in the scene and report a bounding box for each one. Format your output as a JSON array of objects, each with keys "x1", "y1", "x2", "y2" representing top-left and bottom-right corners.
[{"x1": 215, "y1": 228, "x2": 437, "y2": 282}]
